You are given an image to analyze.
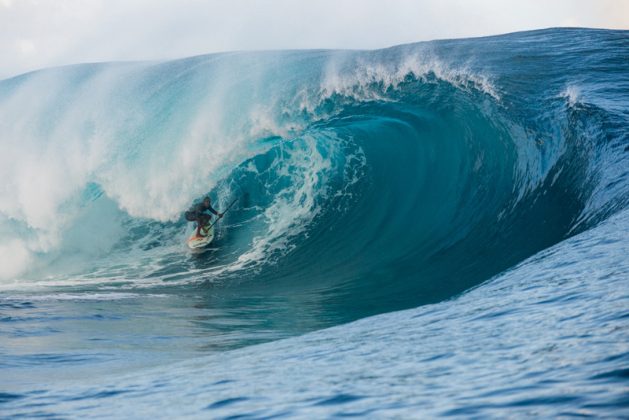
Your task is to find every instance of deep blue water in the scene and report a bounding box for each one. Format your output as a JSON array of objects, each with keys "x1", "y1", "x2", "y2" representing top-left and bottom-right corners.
[{"x1": 1, "y1": 28, "x2": 628, "y2": 417}]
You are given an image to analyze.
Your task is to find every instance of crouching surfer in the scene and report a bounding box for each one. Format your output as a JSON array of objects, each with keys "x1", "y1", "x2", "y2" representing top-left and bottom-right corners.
[{"x1": 185, "y1": 196, "x2": 223, "y2": 237}]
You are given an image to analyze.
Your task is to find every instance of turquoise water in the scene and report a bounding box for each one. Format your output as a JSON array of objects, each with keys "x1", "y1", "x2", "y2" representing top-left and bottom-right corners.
[{"x1": 1, "y1": 28, "x2": 628, "y2": 417}]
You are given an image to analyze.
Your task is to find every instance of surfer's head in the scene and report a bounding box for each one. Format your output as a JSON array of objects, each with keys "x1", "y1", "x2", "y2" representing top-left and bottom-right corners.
[{"x1": 203, "y1": 196, "x2": 211, "y2": 207}]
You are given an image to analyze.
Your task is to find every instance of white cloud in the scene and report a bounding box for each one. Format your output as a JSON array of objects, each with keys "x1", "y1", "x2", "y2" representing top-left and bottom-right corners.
[
  {"x1": 17, "y1": 39, "x2": 36, "y2": 55},
  {"x1": 0, "y1": 0, "x2": 627, "y2": 79}
]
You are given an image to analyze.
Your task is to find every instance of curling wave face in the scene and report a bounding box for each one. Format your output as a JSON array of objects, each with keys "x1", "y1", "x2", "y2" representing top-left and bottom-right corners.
[{"x1": 0, "y1": 28, "x2": 628, "y2": 331}]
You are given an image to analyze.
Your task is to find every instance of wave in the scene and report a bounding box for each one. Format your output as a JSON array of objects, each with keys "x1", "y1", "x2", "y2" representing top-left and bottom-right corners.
[{"x1": 0, "y1": 28, "x2": 627, "y2": 324}]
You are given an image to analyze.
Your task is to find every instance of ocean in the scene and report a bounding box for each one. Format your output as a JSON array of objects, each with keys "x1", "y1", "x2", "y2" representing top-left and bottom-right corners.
[{"x1": 1, "y1": 28, "x2": 628, "y2": 417}]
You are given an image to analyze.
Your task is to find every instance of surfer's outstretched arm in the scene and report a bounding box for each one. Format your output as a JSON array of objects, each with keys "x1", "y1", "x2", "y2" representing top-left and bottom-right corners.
[{"x1": 208, "y1": 206, "x2": 219, "y2": 216}]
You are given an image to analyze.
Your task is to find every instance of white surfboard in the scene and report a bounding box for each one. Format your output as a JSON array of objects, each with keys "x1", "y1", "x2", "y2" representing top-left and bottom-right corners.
[{"x1": 187, "y1": 224, "x2": 214, "y2": 250}]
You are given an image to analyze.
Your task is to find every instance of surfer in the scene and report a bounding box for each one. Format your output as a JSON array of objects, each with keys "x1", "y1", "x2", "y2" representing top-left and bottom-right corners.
[{"x1": 185, "y1": 196, "x2": 223, "y2": 236}]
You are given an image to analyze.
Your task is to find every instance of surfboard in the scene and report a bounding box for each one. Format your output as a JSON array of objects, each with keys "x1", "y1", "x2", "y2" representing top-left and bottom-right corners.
[{"x1": 187, "y1": 224, "x2": 214, "y2": 250}]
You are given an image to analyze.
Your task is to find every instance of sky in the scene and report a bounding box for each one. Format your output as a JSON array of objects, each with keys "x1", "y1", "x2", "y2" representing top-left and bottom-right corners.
[{"x1": 0, "y1": 0, "x2": 627, "y2": 79}]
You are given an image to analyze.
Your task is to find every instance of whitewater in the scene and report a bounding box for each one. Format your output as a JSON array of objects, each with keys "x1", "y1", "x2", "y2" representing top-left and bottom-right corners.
[{"x1": 1, "y1": 28, "x2": 628, "y2": 417}]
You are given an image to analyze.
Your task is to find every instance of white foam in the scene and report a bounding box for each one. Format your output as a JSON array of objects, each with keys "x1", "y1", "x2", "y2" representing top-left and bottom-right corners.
[
  {"x1": 0, "y1": 70, "x2": 114, "y2": 280},
  {"x1": 559, "y1": 85, "x2": 581, "y2": 106},
  {"x1": 0, "y1": 239, "x2": 32, "y2": 280},
  {"x1": 229, "y1": 133, "x2": 335, "y2": 271},
  {"x1": 317, "y1": 53, "x2": 500, "y2": 105},
  {"x1": 0, "y1": 63, "x2": 271, "y2": 281},
  {"x1": 0, "y1": 292, "x2": 166, "y2": 302}
]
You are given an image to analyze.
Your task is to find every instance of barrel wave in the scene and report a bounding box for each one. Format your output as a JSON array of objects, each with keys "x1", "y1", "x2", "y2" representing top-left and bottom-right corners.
[
  {"x1": 1, "y1": 28, "x2": 629, "y2": 416},
  {"x1": 1, "y1": 29, "x2": 628, "y2": 324}
]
